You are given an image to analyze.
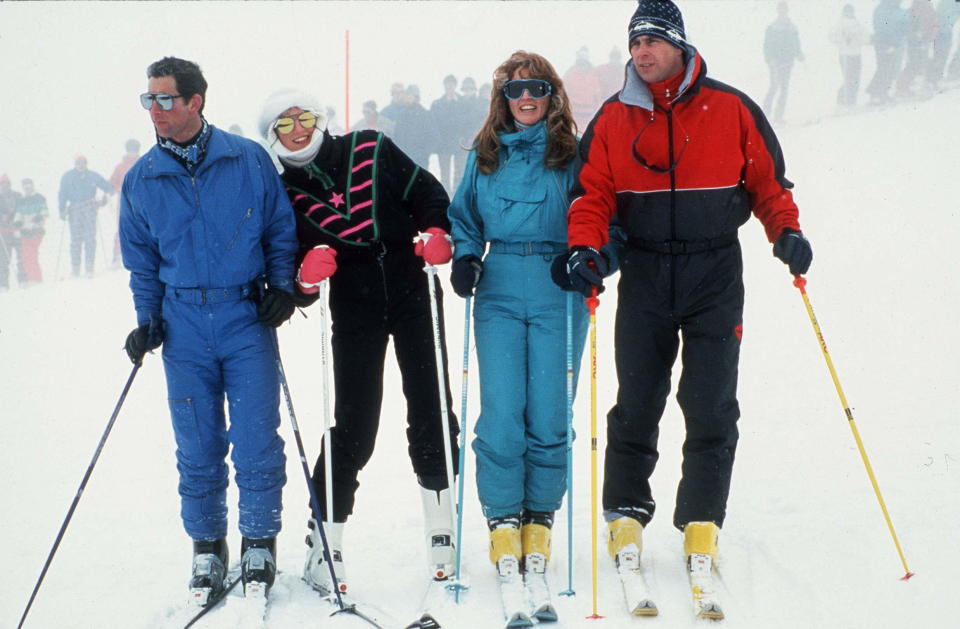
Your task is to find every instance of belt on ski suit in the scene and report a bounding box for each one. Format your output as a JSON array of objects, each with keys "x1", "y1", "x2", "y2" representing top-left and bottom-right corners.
[
  {"x1": 488, "y1": 241, "x2": 567, "y2": 256},
  {"x1": 627, "y1": 232, "x2": 737, "y2": 255},
  {"x1": 165, "y1": 282, "x2": 258, "y2": 305}
]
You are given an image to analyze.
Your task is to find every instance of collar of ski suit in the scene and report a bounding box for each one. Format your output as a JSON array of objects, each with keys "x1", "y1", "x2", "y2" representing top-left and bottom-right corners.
[
  {"x1": 498, "y1": 119, "x2": 547, "y2": 149},
  {"x1": 142, "y1": 126, "x2": 240, "y2": 178},
  {"x1": 619, "y1": 47, "x2": 703, "y2": 111}
]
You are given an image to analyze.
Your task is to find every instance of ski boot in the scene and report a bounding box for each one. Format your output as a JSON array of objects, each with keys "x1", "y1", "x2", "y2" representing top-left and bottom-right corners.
[
  {"x1": 607, "y1": 515, "x2": 644, "y2": 569},
  {"x1": 420, "y1": 486, "x2": 456, "y2": 581},
  {"x1": 189, "y1": 538, "x2": 229, "y2": 607},
  {"x1": 683, "y1": 521, "x2": 723, "y2": 619},
  {"x1": 489, "y1": 515, "x2": 532, "y2": 627},
  {"x1": 240, "y1": 537, "x2": 277, "y2": 598},
  {"x1": 521, "y1": 511, "x2": 556, "y2": 622},
  {"x1": 303, "y1": 518, "x2": 347, "y2": 595}
]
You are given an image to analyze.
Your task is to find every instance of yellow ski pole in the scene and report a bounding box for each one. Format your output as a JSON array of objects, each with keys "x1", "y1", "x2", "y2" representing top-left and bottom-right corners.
[
  {"x1": 792, "y1": 276, "x2": 914, "y2": 580},
  {"x1": 586, "y1": 287, "x2": 605, "y2": 619}
]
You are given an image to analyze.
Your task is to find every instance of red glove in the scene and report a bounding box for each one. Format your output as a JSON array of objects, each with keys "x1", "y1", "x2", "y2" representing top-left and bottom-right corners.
[
  {"x1": 298, "y1": 246, "x2": 338, "y2": 291},
  {"x1": 414, "y1": 227, "x2": 453, "y2": 265}
]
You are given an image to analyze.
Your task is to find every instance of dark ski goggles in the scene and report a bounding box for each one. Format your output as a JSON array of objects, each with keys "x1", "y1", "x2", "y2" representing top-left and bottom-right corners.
[
  {"x1": 274, "y1": 112, "x2": 319, "y2": 135},
  {"x1": 502, "y1": 79, "x2": 552, "y2": 100},
  {"x1": 139, "y1": 92, "x2": 185, "y2": 111}
]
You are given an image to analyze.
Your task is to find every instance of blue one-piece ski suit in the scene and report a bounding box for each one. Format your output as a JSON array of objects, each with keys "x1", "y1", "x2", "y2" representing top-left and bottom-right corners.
[
  {"x1": 449, "y1": 121, "x2": 588, "y2": 518},
  {"x1": 119, "y1": 127, "x2": 298, "y2": 541}
]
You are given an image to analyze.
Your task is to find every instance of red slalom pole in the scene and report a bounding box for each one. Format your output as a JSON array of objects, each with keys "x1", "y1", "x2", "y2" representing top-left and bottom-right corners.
[
  {"x1": 344, "y1": 30, "x2": 350, "y2": 132},
  {"x1": 792, "y1": 275, "x2": 914, "y2": 581}
]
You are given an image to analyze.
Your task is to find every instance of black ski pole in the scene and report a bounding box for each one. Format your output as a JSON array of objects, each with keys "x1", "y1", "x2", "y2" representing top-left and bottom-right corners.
[
  {"x1": 269, "y1": 330, "x2": 354, "y2": 614},
  {"x1": 17, "y1": 361, "x2": 142, "y2": 629}
]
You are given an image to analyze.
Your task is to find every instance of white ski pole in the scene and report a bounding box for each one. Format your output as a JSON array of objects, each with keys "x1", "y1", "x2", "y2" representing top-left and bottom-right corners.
[
  {"x1": 318, "y1": 278, "x2": 335, "y2": 524},
  {"x1": 423, "y1": 264, "x2": 459, "y2": 575}
]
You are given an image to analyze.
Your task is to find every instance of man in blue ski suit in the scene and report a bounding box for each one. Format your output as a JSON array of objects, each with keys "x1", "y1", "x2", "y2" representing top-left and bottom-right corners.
[{"x1": 119, "y1": 57, "x2": 298, "y2": 601}]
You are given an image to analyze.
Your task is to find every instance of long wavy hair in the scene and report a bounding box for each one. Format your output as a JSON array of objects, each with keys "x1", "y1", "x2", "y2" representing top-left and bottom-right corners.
[{"x1": 473, "y1": 51, "x2": 578, "y2": 175}]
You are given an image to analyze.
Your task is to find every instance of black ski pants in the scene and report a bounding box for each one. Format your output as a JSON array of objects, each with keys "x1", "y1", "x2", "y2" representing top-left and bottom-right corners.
[
  {"x1": 311, "y1": 243, "x2": 459, "y2": 522},
  {"x1": 603, "y1": 242, "x2": 743, "y2": 531}
]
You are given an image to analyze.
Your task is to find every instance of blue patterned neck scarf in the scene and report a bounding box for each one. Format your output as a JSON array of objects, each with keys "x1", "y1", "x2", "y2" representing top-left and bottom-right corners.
[{"x1": 157, "y1": 118, "x2": 211, "y2": 173}]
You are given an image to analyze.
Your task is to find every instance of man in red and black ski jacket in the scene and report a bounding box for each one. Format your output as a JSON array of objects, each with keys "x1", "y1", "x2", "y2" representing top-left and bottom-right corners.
[{"x1": 558, "y1": 0, "x2": 813, "y2": 536}]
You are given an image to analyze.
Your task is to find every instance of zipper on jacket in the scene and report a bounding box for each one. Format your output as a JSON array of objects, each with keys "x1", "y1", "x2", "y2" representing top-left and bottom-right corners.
[
  {"x1": 226, "y1": 207, "x2": 253, "y2": 250},
  {"x1": 190, "y1": 177, "x2": 212, "y2": 288},
  {"x1": 375, "y1": 243, "x2": 390, "y2": 318},
  {"x1": 666, "y1": 110, "x2": 677, "y2": 312}
]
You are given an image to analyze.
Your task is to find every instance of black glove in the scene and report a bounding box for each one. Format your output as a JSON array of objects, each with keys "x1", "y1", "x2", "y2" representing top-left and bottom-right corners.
[
  {"x1": 773, "y1": 228, "x2": 813, "y2": 276},
  {"x1": 124, "y1": 313, "x2": 165, "y2": 364},
  {"x1": 566, "y1": 246, "x2": 608, "y2": 297},
  {"x1": 450, "y1": 255, "x2": 483, "y2": 297},
  {"x1": 550, "y1": 252, "x2": 575, "y2": 291},
  {"x1": 257, "y1": 286, "x2": 296, "y2": 327},
  {"x1": 291, "y1": 285, "x2": 321, "y2": 309}
]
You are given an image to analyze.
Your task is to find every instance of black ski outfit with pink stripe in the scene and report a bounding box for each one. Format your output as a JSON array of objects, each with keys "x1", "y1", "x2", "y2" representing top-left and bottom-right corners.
[{"x1": 279, "y1": 129, "x2": 459, "y2": 522}]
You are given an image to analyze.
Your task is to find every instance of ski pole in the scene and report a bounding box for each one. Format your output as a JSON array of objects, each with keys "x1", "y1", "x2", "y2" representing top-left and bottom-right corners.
[
  {"x1": 792, "y1": 276, "x2": 914, "y2": 580},
  {"x1": 318, "y1": 279, "x2": 335, "y2": 529},
  {"x1": 586, "y1": 287, "x2": 604, "y2": 619},
  {"x1": 269, "y1": 329, "x2": 352, "y2": 613},
  {"x1": 559, "y1": 291, "x2": 576, "y2": 598},
  {"x1": 452, "y1": 295, "x2": 471, "y2": 602},
  {"x1": 18, "y1": 361, "x2": 142, "y2": 629},
  {"x1": 423, "y1": 265, "x2": 460, "y2": 584}
]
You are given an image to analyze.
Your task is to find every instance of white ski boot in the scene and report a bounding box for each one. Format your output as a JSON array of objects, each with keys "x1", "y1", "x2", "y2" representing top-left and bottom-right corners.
[
  {"x1": 303, "y1": 518, "x2": 347, "y2": 594},
  {"x1": 420, "y1": 486, "x2": 456, "y2": 580}
]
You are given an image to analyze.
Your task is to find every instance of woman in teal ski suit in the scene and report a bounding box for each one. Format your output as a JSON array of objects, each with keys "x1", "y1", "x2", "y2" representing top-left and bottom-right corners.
[{"x1": 448, "y1": 53, "x2": 619, "y2": 571}]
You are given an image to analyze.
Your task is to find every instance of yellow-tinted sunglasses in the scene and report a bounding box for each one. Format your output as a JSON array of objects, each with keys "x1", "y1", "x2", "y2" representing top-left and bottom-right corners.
[{"x1": 274, "y1": 112, "x2": 319, "y2": 135}]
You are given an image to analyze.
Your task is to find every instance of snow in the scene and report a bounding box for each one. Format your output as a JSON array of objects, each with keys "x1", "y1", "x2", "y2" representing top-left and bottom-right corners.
[{"x1": 2, "y1": 1, "x2": 959, "y2": 628}]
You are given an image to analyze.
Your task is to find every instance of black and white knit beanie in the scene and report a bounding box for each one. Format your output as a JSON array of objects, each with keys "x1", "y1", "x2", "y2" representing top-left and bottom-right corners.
[{"x1": 628, "y1": 0, "x2": 687, "y2": 50}]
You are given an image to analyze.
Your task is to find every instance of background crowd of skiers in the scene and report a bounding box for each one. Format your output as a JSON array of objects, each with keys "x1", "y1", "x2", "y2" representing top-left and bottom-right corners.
[{"x1": 3, "y1": 1, "x2": 960, "y2": 296}]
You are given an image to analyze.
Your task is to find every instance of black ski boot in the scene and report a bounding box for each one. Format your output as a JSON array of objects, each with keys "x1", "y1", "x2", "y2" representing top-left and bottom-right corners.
[
  {"x1": 241, "y1": 537, "x2": 277, "y2": 598},
  {"x1": 190, "y1": 538, "x2": 229, "y2": 607}
]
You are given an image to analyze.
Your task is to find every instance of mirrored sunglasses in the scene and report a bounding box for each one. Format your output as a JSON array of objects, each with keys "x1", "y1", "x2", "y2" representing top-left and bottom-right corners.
[
  {"x1": 274, "y1": 112, "x2": 319, "y2": 135},
  {"x1": 502, "y1": 79, "x2": 552, "y2": 100},
  {"x1": 140, "y1": 92, "x2": 184, "y2": 111}
]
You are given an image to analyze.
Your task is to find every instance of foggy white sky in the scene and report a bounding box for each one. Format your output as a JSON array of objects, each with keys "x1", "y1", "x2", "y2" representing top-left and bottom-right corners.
[{"x1": 0, "y1": 0, "x2": 907, "y2": 200}]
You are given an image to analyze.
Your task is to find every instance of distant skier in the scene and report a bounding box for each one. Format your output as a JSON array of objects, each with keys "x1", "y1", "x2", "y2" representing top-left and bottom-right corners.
[
  {"x1": 394, "y1": 84, "x2": 437, "y2": 168},
  {"x1": 431, "y1": 74, "x2": 468, "y2": 195},
  {"x1": 109, "y1": 138, "x2": 141, "y2": 267},
  {"x1": 555, "y1": 0, "x2": 813, "y2": 617},
  {"x1": 563, "y1": 46, "x2": 603, "y2": 133},
  {"x1": 58, "y1": 155, "x2": 113, "y2": 278},
  {"x1": 896, "y1": 0, "x2": 940, "y2": 96},
  {"x1": 258, "y1": 88, "x2": 460, "y2": 595},
  {"x1": 762, "y1": 1, "x2": 804, "y2": 123},
  {"x1": 120, "y1": 56, "x2": 298, "y2": 604},
  {"x1": 0, "y1": 174, "x2": 22, "y2": 291},
  {"x1": 830, "y1": 3, "x2": 870, "y2": 107},
  {"x1": 14, "y1": 178, "x2": 49, "y2": 285},
  {"x1": 867, "y1": 0, "x2": 910, "y2": 105}
]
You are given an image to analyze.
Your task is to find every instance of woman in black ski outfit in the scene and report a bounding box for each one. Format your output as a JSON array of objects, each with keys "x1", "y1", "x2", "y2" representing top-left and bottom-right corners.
[{"x1": 258, "y1": 89, "x2": 459, "y2": 594}]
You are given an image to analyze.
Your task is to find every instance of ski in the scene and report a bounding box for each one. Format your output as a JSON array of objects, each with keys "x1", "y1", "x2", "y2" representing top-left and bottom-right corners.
[
  {"x1": 523, "y1": 554, "x2": 556, "y2": 623},
  {"x1": 308, "y1": 579, "x2": 398, "y2": 629},
  {"x1": 497, "y1": 556, "x2": 533, "y2": 628},
  {"x1": 687, "y1": 553, "x2": 724, "y2": 620},
  {"x1": 615, "y1": 549, "x2": 657, "y2": 616},
  {"x1": 405, "y1": 577, "x2": 452, "y2": 628},
  {"x1": 183, "y1": 575, "x2": 242, "y2": 628}
]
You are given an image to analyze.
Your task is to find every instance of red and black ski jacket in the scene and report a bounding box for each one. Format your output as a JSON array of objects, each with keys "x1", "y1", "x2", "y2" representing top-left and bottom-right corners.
[{"x1": 568, "y1": 50, "x2": 800, "y2": 251}]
